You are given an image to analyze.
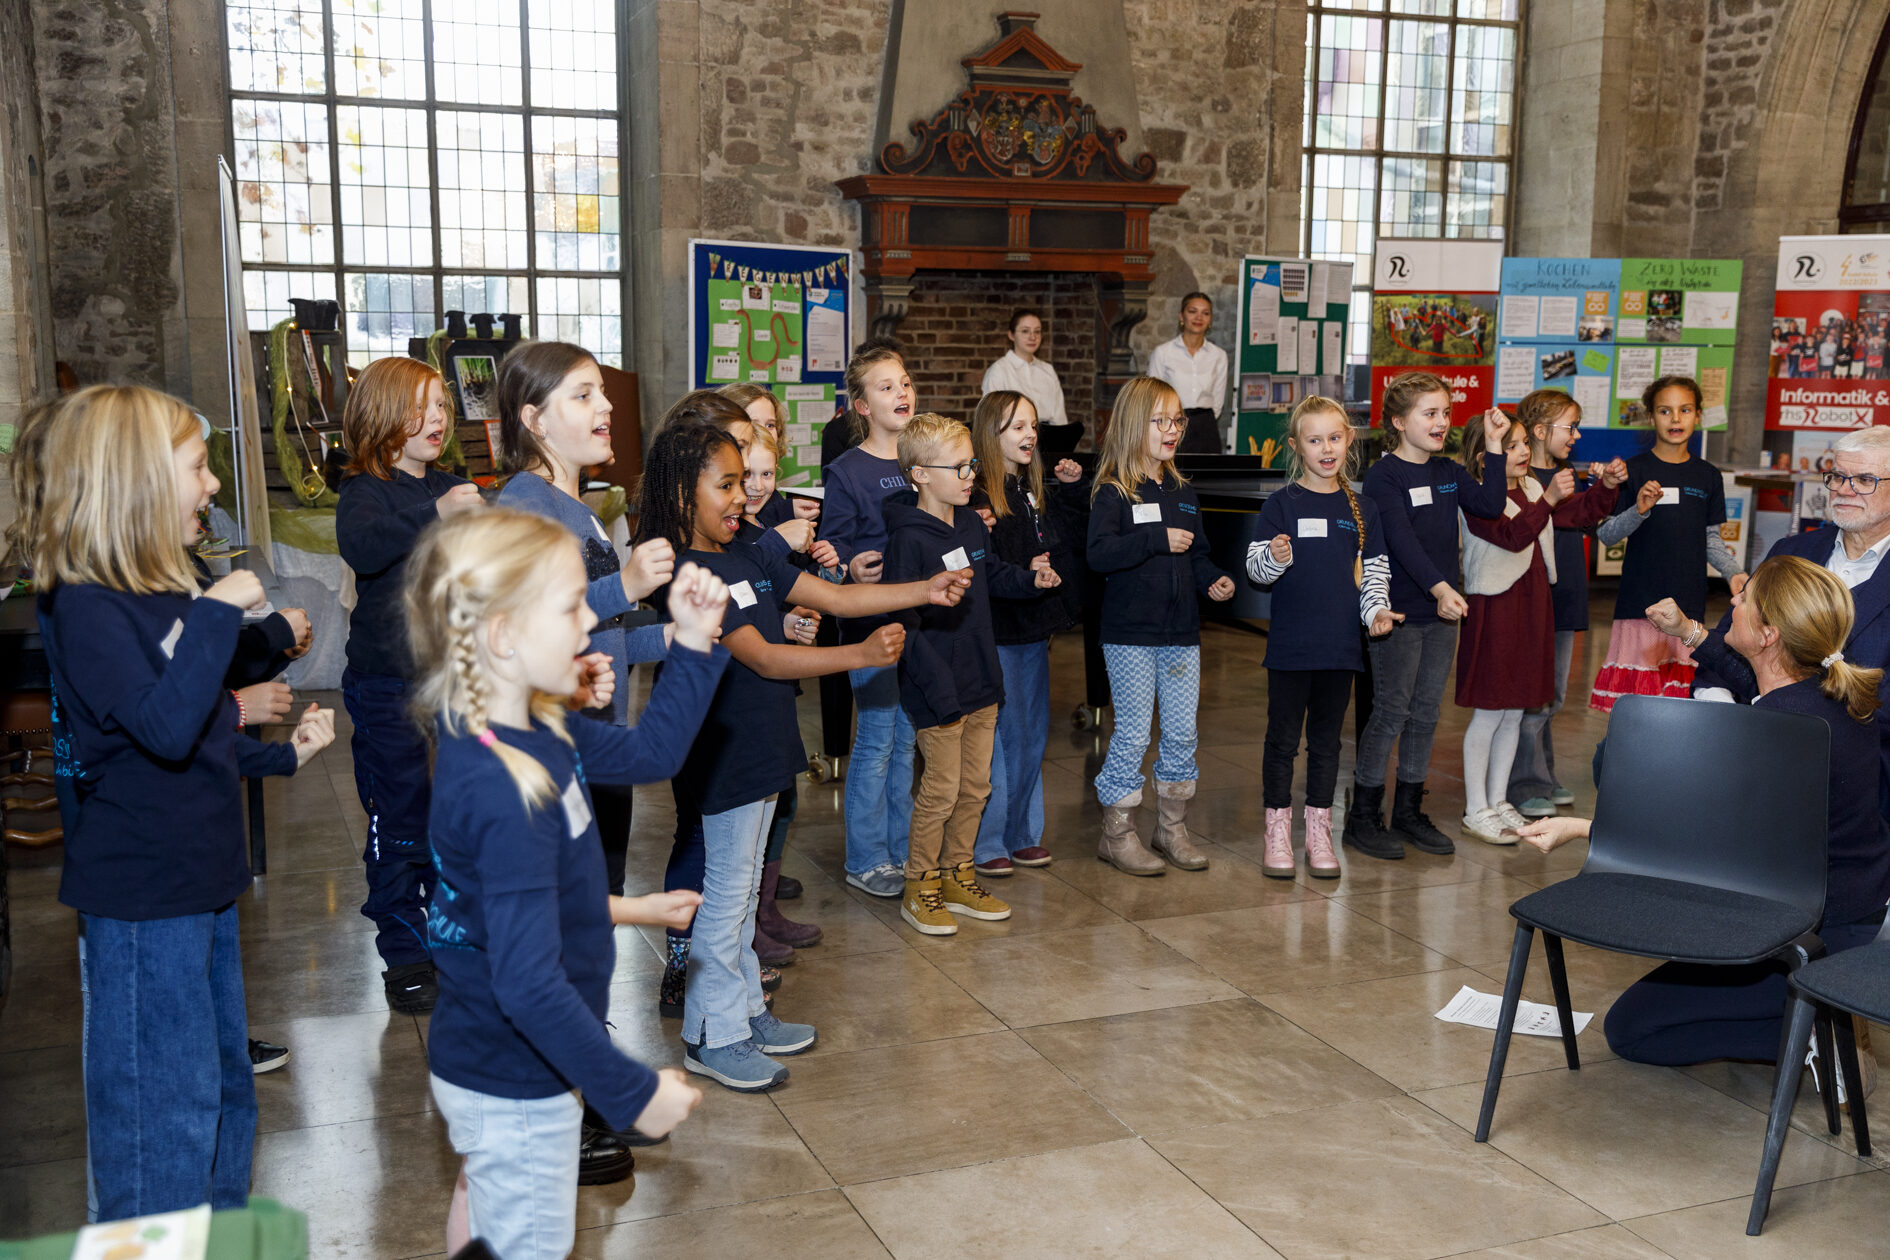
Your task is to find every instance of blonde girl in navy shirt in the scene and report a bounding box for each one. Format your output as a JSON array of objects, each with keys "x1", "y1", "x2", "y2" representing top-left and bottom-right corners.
[
  {"x1": 1246, "y1": 397, "x2": 1396, "y2": 879},
  {"x1": 1088, "y1": 376, "x2": 1236, "y2": 876},
  {"x1": 34, "y1": 386, "x2": 336, "y2": 1219},
  {"x1": 409, "y1": 509, "x2": 732, "y2": 1260}
]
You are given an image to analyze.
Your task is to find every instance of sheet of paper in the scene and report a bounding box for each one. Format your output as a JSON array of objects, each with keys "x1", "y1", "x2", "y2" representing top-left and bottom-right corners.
[
  {"x1": 1571, "y1": 374, "x2": 1611, "y2": 426},
  {"x1": 795, "y1": 443, "x2": 821, "y2": 466},
  {"x1": 1249, "y1": 275, "x2": 1280, "y2": 346},
  {"x1": 1279, "y1": 262, "x2": 1310, "y2": 305},
  {"x1": 1327, "y1": 262, "x2": 1353, "y2": 313},
  {"x1": 1701, "y1": 365, "x2": 1730, "y2": 409},
  {"x1": 1582, "y1": 349, "x2": 1612, "y2": 373},
  {"x1": 1296, "y1": 320, "x2": 1319, "y2": 378},
  {"x1": 1537, "y1": 295, "x2": 1580, "y2": 339},
  {"x1": 1307, "y1": 263, "x2": 1330, "y2": 317},
  {"x1": 1275, "y1": 316, "x2": 1300, "y2": 372},
  {"x1": 1434, "y1": 985, "x2": 1593, "y2": 1039},
  {"x1": 805, "y1": 302, "x2": 846, "y2": 373},
  {"x1": 782, "y1": 383, "x2": 826, "y2": 401},
  {"x1": 1497, "y1": 346, "x2": 1537, "y2": 399},
  {"x1": 1500, "y1": 295, "x2": 1539, "y2": 339},
  {"x1": 1617, "y1": 346, "x2": 1658, "y2": 400},
  {"x1": 1684, "y1": 289, "x2": 1738, "y2": 331},
  {"x1": 1659, "y1": 346, "x2": 1699, "y2": 379},
  {"x1": 741, "y1": 284, "x2": 771, "y2": 310},
  {"x1": 1620, "y1": 317, "x2": 1649, "y2": 341},
  {"x1": 1321, "y1": 321, "x2": 1343, "y2": 375},
  {"x1": 709, "y1": 351, "x2": 740, "y2": 382},
  {"x1": 774, "y1": 357, "x2": 802, "y2": 382},
  {"x1": 786, "y1": 423, "x2": 813, "y2": 446},
  {"x1": 710, "y1": 322, "x2": 740, "y2": 348},
  {"x1": 795, "y1": 399, "x2": 830, "y2": 424}
]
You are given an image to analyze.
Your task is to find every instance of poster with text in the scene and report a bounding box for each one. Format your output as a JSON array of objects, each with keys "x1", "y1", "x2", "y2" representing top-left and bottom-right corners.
[
  {"x1": 1495, "y1": 257, "x2": 1622, "y2": 427},
  {"x1": 1765, "y1": 234, "x2": 1890, "y2": 431},
  {"x1": 1231, "y1": 255, "x2": 1352, "y2": 462},
  {"x1": 1610, "y1": 258, "x2": 1740, "y2": 430},
  {"x1": 1370, "y1": 238, "x2": 1504, "y2": 423}
]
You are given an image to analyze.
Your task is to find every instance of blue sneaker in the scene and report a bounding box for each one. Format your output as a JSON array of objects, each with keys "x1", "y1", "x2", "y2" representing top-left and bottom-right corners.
[
  {"x1": 1548, "y1": 785, "x2": 1575, "y2": 806},
  {"x1": 749, "y1": 1011, "x2": 817, "y2": 1055},
  {"x1": 683, "y1": 1038, "x2": 788, "y2": 1092}
]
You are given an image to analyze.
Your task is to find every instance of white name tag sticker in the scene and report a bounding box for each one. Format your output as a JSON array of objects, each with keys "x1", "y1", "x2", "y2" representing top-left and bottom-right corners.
[
  {"x1": 1026, "y1": 492, "x2": 1037, "y2": 508},
  {"x1": 159, "y1": 618, "x2": 184, "y2": 660},
  {"x1": 728, "y1": 580, "x2": 758, "y2": 609},
  {"x1": 942, "y1": 546, "x2": 970, "y2": 570},
  {"x1": 1408, "y1": 486, "x2": 1434, "y2": 507},
  {"x1": 1297, "y1": 517, "x2": 1329, "y2": 538},
  {"x1": 1658, "y1": 486, "x2": 1681, "y2": 506},
  {"x1": 1131, "y1": 502, "x2": 1164, "y2": 524},
  {"x1": 591, "y1": 517, "x2": 609, "y2": 541},
  {"x1": 561, "y1": 777, "x2": 593, "y2": 839}
]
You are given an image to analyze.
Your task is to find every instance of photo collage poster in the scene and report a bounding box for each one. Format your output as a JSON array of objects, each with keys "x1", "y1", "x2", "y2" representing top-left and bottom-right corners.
[{"x1": 1369, "y1": 238, "x2": 1505, "y2": 426}]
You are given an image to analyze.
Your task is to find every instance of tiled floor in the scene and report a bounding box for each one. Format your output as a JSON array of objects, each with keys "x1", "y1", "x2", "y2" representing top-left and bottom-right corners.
[{"x1": 6, "y1": 601, "x2": 1890, "y2": 1258}]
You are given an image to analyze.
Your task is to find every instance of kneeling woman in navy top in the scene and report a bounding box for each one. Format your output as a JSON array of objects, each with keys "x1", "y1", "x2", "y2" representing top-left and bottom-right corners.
[{"x1": 35, "y1": 387, "x2": 336, "y2": 1220}]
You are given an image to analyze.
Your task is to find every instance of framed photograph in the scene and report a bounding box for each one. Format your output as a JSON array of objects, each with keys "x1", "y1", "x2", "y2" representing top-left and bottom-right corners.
[{"x1": 454, "y1": 354, "x2": 499, "y2": 421}]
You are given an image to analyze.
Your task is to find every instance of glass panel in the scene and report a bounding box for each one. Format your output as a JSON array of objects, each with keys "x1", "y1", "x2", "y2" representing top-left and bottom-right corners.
[
  {"x1": 1348, "y1": 288, "x2": 1372, "y2": 365},
  {"x1": 1850, "y1": 42, "x2": 1890, "y2": 208},
  {"x1": 1314, "y1": 14, "x2": 1383, "y2": 150},
  {"x1": 1314, "y1": 0, "x2": 1388, "y2": 9},
  {"x1": 1451, "y1": 23, "x2": 1515, "y2": 156},
  {"x1": 1383, "y1": 20, "x2": 1450, "y2": 153},
  {"x1": 1446, "y1": 159, "x2": 1509, "y2": 236},
  {"x1": 232, "y1": 100, "x2": 335, "y2": 266},
  {"x1": 433, "y1": 0, "x2": 525, "y2": 107},
  {"x1": 529, "y1": 0, "x2": 618, "y2": 112},
  {"x1": 535, "y1": 276, "x2": 622, "y2": 366},
  {"x1": 438, "y1": 112, "x2": 529, "y2": 270},
  {"x1": 1380, "y1": 156, "x2": 1444, "y2": 235},
  {"x1": 227, "y1": 0, "x2": 326, "y2": 95},
  {"x1": 337, "y1": 106, "x2": 433, "y2": 267},
  {"x1": 532, "y1": 115, "x2": 620, "y2": 271},
  {"x1": 444, "y1": 274, "x2": 531, "y2": 322},
  {"x1": 1457, "y1": 0, "x2": 1519, "y2": 18},
  {"x1": 334, "y1": 0, "x2": 427, "y2": 100},
  {"x1": 343, "y1": 272, "x2": 437, "y2": 366},
  {"x1": 241, "y1": 269, "x2": 338, "y2": 331},
  {"x1": 1304, "y1": 12, "x2": 1316, "y2": 150},
  {"x1": 1308, "y1": 151, "x2": 1378, "y2": 279},
  {"x1": 1389, "y1": 0, "x2": 1452, "y2": 13}
]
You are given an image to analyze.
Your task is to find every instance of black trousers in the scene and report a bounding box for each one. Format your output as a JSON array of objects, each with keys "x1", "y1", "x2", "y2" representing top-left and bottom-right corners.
[
  {"x1": 1177, "y1": 406, "x2": 1221, "y2": 455},
  {"x1": 592, "y1": 782, "x2": 632, "y2": 897},
  {"x1": 1263, "y1": 668, "x2": 1354, "y2": 809}
]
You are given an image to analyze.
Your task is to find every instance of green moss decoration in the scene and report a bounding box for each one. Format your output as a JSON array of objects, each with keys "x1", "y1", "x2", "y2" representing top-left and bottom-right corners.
[{"x1": 269, "y1": 319, "x2": 339, "y2": 508}]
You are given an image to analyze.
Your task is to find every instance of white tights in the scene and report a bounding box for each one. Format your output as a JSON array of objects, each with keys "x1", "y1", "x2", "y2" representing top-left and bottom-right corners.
[{"x1": 1463, "y1": 708, "x2": 1524, "y2": 816}]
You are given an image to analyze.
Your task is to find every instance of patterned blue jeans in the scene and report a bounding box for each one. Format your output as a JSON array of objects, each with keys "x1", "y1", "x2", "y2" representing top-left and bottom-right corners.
[{"x1": 1094, "y1": 643, "x2": 1201, "y2": 806}]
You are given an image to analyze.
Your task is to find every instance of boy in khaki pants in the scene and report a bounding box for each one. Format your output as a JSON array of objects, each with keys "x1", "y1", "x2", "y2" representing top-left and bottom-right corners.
[{"x1": 880, "y1": 414, "x2": 1062, "y2": 934}]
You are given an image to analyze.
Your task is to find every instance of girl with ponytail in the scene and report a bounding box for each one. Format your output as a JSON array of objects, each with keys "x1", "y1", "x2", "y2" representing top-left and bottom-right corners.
[
  {"x1": 1247, "y1": 397, "x2": 1398, "y2": 879},
  {"x1": 405, "y1": 508, "x2": 732, "y2": 1260}
]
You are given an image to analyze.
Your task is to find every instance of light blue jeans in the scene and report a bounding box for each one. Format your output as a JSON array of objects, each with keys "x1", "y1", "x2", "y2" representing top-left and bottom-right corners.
[
  {"x1": 975, "y1": 641, "x2": 1052, "y2": 861},
  {"x1": 683, "y1": 795, "x2": 779, "y2": 1050},
  {"x1": 844, "y1": 665, "x2": 914, "y2": 876},
  {"x1": 1095, "y1": 643, "x2": 1201, "y2": 806},
  {"x1": 430, "y1": 1073, "x2": 583, "y2": 1260}
]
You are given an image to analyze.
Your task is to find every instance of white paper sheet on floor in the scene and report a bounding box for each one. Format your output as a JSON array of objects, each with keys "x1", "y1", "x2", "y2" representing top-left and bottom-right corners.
[{"x1": 1434, "y1": 984, "x2": 1593, "y2": 1038}]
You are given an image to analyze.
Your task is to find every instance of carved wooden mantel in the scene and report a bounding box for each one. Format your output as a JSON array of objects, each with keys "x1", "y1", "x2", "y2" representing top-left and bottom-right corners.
[{"x1": 838, "y1": 12, "x2": 1187, "y2": 405}]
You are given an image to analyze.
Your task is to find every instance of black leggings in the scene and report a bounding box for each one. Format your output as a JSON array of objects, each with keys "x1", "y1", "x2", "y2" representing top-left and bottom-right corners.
[
  {"x1": 1263, "y1": 668, "x2": 1353, "y2": 809},
  {"x1": 592, "y1": 782, "x2": 632, "y2": 897}
]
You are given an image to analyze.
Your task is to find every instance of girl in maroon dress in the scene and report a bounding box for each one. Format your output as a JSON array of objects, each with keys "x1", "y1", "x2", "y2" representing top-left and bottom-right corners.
[{"x1": 1455, "y1": 412, "x2": 1573, "y2": 844}]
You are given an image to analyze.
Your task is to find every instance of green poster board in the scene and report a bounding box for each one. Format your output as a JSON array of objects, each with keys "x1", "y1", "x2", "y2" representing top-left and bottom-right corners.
[
  {"x1": 1611, "y1": 258, "x2": 1742, "y2": 429},
  {"x1": 773, "y1": 382, "x2": 836, "y2": 487},
  {"x1": 1230, "y1": 255, "x2": 1351, "y2": 465},
  {"x1": 704, "y1": 279, "x2": 808, "y2": 386}
]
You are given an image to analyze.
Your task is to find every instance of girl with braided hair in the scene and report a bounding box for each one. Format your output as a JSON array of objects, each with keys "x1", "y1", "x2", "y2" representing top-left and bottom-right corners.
[
  {"x1": 1246, "y1": 397, "x2": 1397, "y2": 879},
  {"x1": 408, "y1": 508, "x2": 732, "y2": 1260}
]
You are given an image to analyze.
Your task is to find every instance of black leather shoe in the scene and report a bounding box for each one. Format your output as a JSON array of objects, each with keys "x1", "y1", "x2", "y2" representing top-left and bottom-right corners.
[
  {"x1": 1391, "y1": 780, "x2": 1457, "y2": 855},
  {"x1": 577, "y1": 1125, "x2": 635, "y2": 1185},
  {"x1": 382, "y1": 961, "x2": 438, "y2": 1014},
  {"x1": 1341, "y1": 782, "x2": 1405, "y2": 861}
]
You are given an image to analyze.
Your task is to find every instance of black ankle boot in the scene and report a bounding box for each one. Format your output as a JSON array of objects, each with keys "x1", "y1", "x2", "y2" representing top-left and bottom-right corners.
[
  {"x1": 577, "y1": 1124, "x2": 635, "y2": 1185},
  {"x1": 1391, "y1": 780, "x2": 1456, "y2": 854},
  {"x1": 1341, "y1": 782, "x2": 1404, "y2": 860}
]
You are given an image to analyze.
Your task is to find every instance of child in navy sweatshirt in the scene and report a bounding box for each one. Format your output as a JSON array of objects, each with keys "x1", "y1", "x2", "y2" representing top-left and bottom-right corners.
[
  {"x1": 1087, "y1": 377, "x2": 1236, "y2": 876},
  {"x1": 882, "y1": 413, "x2": 1058, "y2": 934},
  {"x1": 34, "y1": 386, "x2": 336, "y2": 1220},
  {"x1": 337, "y1": 356, "x2": 483, "y2": 1012},
  {"x1": 407, "y1": 509, "x2": 729, "y2": 1260}
]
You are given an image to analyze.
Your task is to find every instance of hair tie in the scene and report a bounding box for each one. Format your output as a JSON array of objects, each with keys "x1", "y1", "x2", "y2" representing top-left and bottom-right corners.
[
  {"x1": 477, "y1": 728, "x2": 497, "y2": 748},
  {"x1": 1824, "y1": 651, "x2": 1845, "y2": 669}
]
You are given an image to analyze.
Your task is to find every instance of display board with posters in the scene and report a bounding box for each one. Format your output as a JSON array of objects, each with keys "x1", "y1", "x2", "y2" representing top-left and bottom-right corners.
[
  {"x1": 689, "y1": 239, "x2": 853, "y2": 486},
  {"x1": 1493, "y1": 257, "x2": 1619, "y2": 428},
  {"x1": 1609, "y1": 258, "x2": 1740, "y2": 431},
  {"x1": 1766, "y1": 234, "x2": 1890, "y2": 433},
  {"x1": 1369, "y1": 238, "x2": 1503, "y2": 423},
  {"x1": 1229, "y1": 254, "x2": 1351, "y2": 465}
]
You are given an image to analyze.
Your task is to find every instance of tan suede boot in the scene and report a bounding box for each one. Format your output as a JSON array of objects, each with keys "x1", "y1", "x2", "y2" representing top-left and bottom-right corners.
[
  {"x1": 1152, "y1": 780, "x2": 1209, "y2": 871},
  {"x1": 1098, "y1": 789, "x2": 1165, "y2": 876}
]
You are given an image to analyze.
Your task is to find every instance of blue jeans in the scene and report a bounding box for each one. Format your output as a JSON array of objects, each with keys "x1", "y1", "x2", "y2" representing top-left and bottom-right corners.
[
  {"x1": 1355, "y1": 618, "x2": 1457, "y2": 789},
  {"x1": 430, "y1": 1073, "x2": 583, "y2": 1260},
  {"x1": 342, "y1": 668, "x2": 434, "y2": 967},
  {"x1": 1095, "y1": 644, "x2": 1201, "y2": 806},
  {"x1": 844, "y1": 666, "x2": 914, "y2": 876},
  {"x1": 975, "y1": 641, "x2": 1051, "y2": 861},
  {"x1": 682, "y1": 795, "x2": 779, "y2": 1050},
  {"x1": 79, "y1": 905, "x2": 256, "y2": 1220}
]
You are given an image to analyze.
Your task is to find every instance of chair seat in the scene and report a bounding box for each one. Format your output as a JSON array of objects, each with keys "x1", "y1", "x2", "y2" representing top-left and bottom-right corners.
[
  {"x1": 1512, "y1": 872, "x2": 1817, "y2": 965},
  {"x1": 1792, "y1": 940, "x2": 1890, "y2": 1020}
]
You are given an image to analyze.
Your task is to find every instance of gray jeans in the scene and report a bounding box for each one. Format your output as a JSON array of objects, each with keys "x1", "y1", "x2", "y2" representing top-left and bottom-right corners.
[
  {"x1": 1509, "y1": 629, "x2": 1575, "y2": 800},
  {"x1": 1355, "y1": 618, "x2": 1457, "y2": 789}
]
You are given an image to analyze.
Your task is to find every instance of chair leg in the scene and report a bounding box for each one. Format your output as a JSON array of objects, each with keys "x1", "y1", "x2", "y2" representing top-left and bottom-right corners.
[
  {"x1": 1834, "y1": 1013, "x2": 1872, "y2": 1157},
  {"x1": 1474, "y1": 921, "x2": 1535, "y2": 1143},
  {"x1": 1813, "y1": 1006, "x2": 1842, "y2": 1136},
  {"x1": 1750, "y1": 993, "x2": 1819, "y2": 1235},
  {"x1": 1542, "y1": 932, "x2": 1580, "y2": 1071}
]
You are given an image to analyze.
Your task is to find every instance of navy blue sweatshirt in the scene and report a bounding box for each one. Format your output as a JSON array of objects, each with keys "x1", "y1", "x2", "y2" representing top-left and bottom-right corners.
[
  {"x1": 41, "y1": 585, "x2": 299, "y2": 920},
  {"x1": 820, "y1": 446, "x2": 909, "y2": 645},
  {"x1": 425, "y1": 642, "x2": 727, "y2": 1128},
  {"x1": 1251, "y1": 484, "x2": 1389, "y2": 672},
  {"x1": 882, "y1": 491, "x2": 1043, "y2": 729},
  {"x1": 974, "y1": 472, "x2": 1084, "y2": 645},
  {"x1": 337, "y1": 466, "x2": 470, "y2": 677},
  {"x1": 1361, "y1": 451, "x2": 1508, "y2": 623},
  {"x1": 1086, "y1": 474, "x2": 1230, "y2": 647}
]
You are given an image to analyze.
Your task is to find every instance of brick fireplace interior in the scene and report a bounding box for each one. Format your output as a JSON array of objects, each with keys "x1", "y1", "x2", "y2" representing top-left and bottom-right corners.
[{"x1": 900, "y1": 271, "x2": 1101, "y2": 430}]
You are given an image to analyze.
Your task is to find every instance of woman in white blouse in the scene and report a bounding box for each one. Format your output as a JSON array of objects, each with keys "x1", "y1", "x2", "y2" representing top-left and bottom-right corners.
[
  {"x1": 1146, "y1": 291, "x2": 1228, "y2": 454},
  {"x1": 981, "y1": 309, "x2": 1069, "y2": 428}
]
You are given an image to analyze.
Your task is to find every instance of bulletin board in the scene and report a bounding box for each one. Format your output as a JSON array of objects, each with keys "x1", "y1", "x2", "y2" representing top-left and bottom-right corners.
[
  {"x1": 688, "y1": 239, "x2": 854, "y2": 487},
  {"x1": 1229, "y1": 255, "x2": 1351, "y2": 466},
  {"x1": 1609, "y1": 258, "x2": 1740, "y2": 431}
]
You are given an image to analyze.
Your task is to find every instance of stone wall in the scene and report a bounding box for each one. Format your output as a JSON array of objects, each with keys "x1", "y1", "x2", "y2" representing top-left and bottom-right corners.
[
  {"x1": 897, "y1": 274, "x2": 1098, "y2": 425},
  {"x1": 0, "y1": 0, "x2": 55, "y2": 456}
]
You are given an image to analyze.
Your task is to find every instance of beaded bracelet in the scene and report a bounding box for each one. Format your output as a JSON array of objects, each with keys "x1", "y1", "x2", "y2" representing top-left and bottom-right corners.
[{"x1": 232, "y1": 689, "x2": 247, "y2": 730}]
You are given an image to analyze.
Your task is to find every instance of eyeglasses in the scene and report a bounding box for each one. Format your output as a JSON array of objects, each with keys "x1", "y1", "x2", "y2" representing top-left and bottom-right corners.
[
  {"x1": 1150, "y1": 414, "x2": 1187, "y2": 433},
  {"x1": 917, "y1": 459, "x2": 980, "y2": 480},
  {"x1": 1548, "y1": 422, "x2": 1581, "y2": 435},
  {"x1": 1823, "y1": 471, "x2": 1882, "y2": 494}
]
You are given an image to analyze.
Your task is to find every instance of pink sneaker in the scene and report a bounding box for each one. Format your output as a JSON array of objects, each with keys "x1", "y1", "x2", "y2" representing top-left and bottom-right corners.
[
  {"x1": 1304, "y1": 806, "x2": 1339, "y2": 879},
  {"x1": 1262, "y1": 807, "x2": 1296, "y2": 879}
]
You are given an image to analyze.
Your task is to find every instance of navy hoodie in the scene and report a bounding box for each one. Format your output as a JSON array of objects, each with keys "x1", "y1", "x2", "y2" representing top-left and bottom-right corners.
[
  {"x1": 337, "y1": 465, "x2": 470, "y2": 677},
  {"x1": 1086, "y1": 473, "x2": 1230, "y2": 647},
  {"x1": 973, "y1": 472, "x2": 1084, "y2": 644},
  {"x1": 881, "y1": 491, "x2": 1043, "y2": 730}
]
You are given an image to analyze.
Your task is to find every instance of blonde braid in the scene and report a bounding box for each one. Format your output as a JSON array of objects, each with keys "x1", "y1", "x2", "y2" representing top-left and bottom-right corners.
[
  {"x1": 446, "y1": 572, "x2": 557, "y2": 806},
  {"x1": 1339, "y1": 476, "x2": 1367, "y2": 589}
]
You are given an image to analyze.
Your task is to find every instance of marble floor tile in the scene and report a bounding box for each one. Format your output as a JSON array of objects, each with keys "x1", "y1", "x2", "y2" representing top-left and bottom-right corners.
[
  {"x1": 0, "y1": 1046, "x2": 85, "y2": 1168},
  {"x1": 572, "y1": 1191, "x2": 890, "y2": 1259},
  {"x1": 250, "y1": 1110, "x2": 462, "y2": 1260},
  {"x1": 1332, "y1": 875, "x2": 1552, "y2": 966},
  {"x1": 248, "y1": 1011, "x2": 434, "y2": 1134},
  {"x1": 0, "y1": 959, "x2": 81, "y2": 1054},
  {"x1": 0, "y1": 1156, "x2": 89, "y2": 1241},
  {"x1": 1141, "y1": 899, "x2": 1453, "y2": 995},
  {"x1": 850, "y1": 863, "x2": 1124, "y2": 950},
  {"x1": 1046, "y1": 838, "x2": 1325, "y2": 921},
  {"x1": 1622, "y1": 1168, "x2": 1890, "y2": 1256},
  {"x1": 762, "y1": 947, "x2": 1004, "y2": 1057},
  {"x1": 1448, "y1": 1223, "x2": 1676, "y2": 1259}
]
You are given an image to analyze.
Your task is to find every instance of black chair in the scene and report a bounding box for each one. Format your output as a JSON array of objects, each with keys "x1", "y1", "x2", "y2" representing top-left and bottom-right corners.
[
  {"x1": 1747, "y1": 918, "x2": 1886, "y2": 1233},
  {"x1": 1474, "y1": 695, "x2": 1835, "y2": 1144}
]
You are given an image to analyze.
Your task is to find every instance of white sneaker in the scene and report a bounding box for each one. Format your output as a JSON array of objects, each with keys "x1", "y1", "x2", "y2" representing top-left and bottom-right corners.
[
  {"x1": 1462, "y1": 807, "x2": 1521, "y2": 845},
  {"x1": 1493, "y1": 801, "x2": 1531, "y2": 832}
]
